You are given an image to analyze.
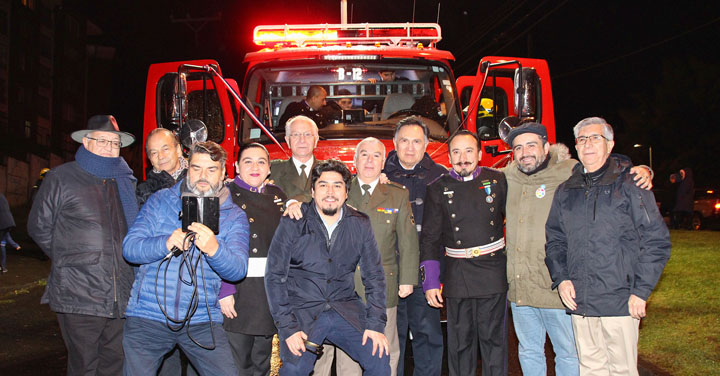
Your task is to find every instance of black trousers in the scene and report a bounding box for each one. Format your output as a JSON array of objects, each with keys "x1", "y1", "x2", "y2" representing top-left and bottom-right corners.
[
  {"x1": 446, "y1": 294, "x2": 508, "y2": 376},
  {"x1": 56, "y1": 312, "x2": 124, "y2": 376},
  {"x1": 226, "y1": 331, "x2": 274, "y2": 376}
]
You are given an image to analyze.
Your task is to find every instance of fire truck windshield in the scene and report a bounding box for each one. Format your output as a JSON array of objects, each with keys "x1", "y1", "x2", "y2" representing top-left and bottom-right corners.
[{"x1": 239, "y1": 62, "x2": 461, "y2": 145}]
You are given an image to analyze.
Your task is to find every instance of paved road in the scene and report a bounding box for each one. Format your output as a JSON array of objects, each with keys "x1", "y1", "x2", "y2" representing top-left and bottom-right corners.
[{"x1": 0, "y1": 232, "x2": 668, "y2": 375}]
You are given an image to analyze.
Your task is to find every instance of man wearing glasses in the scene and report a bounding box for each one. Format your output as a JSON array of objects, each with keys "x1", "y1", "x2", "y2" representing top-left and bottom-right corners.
[
  {"x1": 28, "y1": 115, "x2": 138, "y2": 375},
  {"x1": 504, "y1": 122, "x2": 653, "y2": 376},
  {"x1": 271, "y1": 115, "x2": 324, "y2": 205},
  {"x1": 545, "y1": 117, "x2": 671, "y2": 375}
]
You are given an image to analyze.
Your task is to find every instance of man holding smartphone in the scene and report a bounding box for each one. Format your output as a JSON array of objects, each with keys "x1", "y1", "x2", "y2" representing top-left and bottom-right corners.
[{"x1": 122, "y1": 141, "x2": 250, "y2": 375}]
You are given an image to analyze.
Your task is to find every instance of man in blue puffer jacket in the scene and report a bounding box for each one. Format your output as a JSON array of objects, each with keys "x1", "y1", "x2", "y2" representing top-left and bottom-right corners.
[{"x1": 122, "y1": 141, "x2": 249, "y2": 376}]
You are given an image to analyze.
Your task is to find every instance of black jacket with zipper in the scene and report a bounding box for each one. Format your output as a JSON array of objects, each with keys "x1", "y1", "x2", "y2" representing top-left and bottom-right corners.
[
  {"x1": 27, "y1": 162, "x2": 135, "y2": 318},
  {"x1": 545, "y1": 155, "x2": 671, "y2": 317}
]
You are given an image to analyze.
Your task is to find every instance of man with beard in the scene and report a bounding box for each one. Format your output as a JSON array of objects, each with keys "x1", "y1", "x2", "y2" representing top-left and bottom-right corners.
[
  {"x1": 315, "y1": 138, "x2": 419, "y2": 376},
  {"x1": 122, "y1": 141, "x2": 249, "y2": 375},
  {"x1": 504, "y1": 122, "x2": 653, "y2": 376},
  {"x1": 420, "y1": 130, "x2": 508, "y2": 376},
  {"x1": 265, "y1": 160, "x2": 391, "y2": 375}
]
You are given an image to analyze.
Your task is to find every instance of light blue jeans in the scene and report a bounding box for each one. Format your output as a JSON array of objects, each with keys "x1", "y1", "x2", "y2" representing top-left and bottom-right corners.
[{"x1": 511, "y1": 302, "x2": 579, "y2": 376}]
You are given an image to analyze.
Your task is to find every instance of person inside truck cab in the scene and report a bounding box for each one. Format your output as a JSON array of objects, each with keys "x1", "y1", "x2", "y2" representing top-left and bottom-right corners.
[
  {"x1": 365, "y1": 70, "x2": 409, "y2": 114},
  {"x1": 336, "y1": 89, "x2": 355, "y2": 111},
  {"x1": 278, "y1": 85, "x2": 327, "y2": 132}
]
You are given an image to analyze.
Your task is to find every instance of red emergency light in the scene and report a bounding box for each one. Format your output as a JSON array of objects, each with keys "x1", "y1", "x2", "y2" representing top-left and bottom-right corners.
[{"x1": 253, "y1": 23, "x2": 442, "y2": 48}]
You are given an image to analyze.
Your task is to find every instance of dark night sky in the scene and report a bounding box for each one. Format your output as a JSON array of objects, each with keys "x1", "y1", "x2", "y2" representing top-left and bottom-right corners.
[{"x1": 66, "y1": 0, "x2": 720, "y2": 186}]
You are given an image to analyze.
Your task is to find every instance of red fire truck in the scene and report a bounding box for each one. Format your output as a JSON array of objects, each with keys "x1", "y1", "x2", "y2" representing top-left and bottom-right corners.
[{"x1": 142, "y1": 22, "x2": 556, "y2": 176}]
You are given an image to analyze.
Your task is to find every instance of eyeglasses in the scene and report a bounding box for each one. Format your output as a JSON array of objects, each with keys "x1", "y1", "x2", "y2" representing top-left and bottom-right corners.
[
  {"x1": 86, "y1": 136, "x2": 122, "y2": 149},
  {"x1": 288, "y1": 132, "x2": 315, "y2": 139},
  {"x1": 575, "y1": 134, "x2": 607, "y2": 145}
]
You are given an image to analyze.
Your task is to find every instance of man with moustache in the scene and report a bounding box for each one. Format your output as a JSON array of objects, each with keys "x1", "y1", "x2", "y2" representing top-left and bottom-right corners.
[
  {"x1": 316, "y1": 138, "x2": 418, "y2": 376},
  {"x1": 218, "y1": 143, "x2": 287, "y2": 375},
  {"x1": 136, "y1": 128, "x2": 187, "y2": 207},
  {"x1": 504, "y1": 122, "x2": 654, "y2": 376},
  {"x1": 383, "y1": 116, "x2": 446, "y2": 376},
  {"x1": 122, "y1": 141, "x2": 249, "y2": 375},
  {"x1": 421, "y1": 130, "x2": 508, "y2": 376},
  {"x1": 265, "y1": 160, "x2": 390, "y2": 375},
  {"x1": 545, "y1": 117, "x2": 670, "y2": 375},
  {"x1": 271, "y1": 115, "x2": 323, "y2": 204}
]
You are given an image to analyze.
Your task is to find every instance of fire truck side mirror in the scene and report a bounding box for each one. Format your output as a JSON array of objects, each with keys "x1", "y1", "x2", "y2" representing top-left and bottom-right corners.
[
  {"x1": 179, "y1": 119, "x2": 208, "y2": 150},
  {"x1": 498, "y1": 116, "x2": 522, "y2": 145},
  {"x1": 170, "y1": 73, "x2": 189, "y2": 128},
  {"x1": 514, "y1": 68, "x2": 539, "y2": 121}
]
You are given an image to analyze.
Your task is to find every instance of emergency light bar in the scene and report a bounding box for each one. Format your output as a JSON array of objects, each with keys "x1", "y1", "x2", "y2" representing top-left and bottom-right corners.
[{"x1": 253, "y1": 23, "x2": 442, "y2": 47}]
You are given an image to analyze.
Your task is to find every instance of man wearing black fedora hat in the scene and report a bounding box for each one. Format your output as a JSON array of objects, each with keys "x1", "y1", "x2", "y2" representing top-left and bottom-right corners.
[{"x1": 28, "y1": 115, "x2": 138, "y2": 376}]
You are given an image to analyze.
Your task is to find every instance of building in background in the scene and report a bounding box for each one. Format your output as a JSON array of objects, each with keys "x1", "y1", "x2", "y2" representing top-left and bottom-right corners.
[{"x1": 0, "y1": 0, "x2": 114, "y2": 207}]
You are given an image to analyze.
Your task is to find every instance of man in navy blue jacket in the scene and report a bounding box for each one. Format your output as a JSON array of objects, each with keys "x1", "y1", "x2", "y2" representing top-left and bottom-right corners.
[
  {"x1": 545, "y1": 117, "x2": 670, "y2": 375},
  {"x1": 122, "y1": 141, "x2": 249, "y2": 376},
  {"x1": 265, "y1": 159, "x2": 390, "y2": 375}
]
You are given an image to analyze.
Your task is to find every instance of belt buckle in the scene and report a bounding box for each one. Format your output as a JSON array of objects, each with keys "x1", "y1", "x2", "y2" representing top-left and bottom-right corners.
[{"x1": 471, "y1": 248, "x2": 482, "y2": 257}]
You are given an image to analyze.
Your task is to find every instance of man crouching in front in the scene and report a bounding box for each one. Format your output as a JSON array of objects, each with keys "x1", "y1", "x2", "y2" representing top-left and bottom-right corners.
[
  {"x1": 122, "y1": 141, "x2": 249, "y2": 376},
  {"x1": 265, "y1": 159, "x2": 391, "y2": 375}
]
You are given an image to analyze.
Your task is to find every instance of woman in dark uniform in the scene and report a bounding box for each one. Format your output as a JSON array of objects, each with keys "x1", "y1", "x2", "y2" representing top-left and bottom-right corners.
[{"x1": 219, "y1": 143, "x2": 287, "y2": 376}]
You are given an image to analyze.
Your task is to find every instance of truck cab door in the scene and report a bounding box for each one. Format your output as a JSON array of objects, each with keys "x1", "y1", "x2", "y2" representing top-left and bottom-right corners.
[
  {"x1": 143, "y1": 60, "x2": 237, "y2": 176},
  {"x1": 456, "y1": 56, "x2": 556, "y2": 168}
]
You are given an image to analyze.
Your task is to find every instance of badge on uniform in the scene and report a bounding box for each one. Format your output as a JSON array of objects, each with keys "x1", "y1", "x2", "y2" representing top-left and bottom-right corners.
[
  {"x1": 377, "y1": 207, "x2": 399, "y2": 214},
  {"x1": 536, "y1": 184, "x2": 546, "y2": 198},
  {"x1": 481, "y1": 180, "x2": 493, "y2": 203}
]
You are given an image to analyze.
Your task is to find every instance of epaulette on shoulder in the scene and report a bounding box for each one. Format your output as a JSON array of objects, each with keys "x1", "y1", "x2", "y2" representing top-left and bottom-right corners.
[
  {"x1": 385, "y1": 181, "x2": 407, "y2": 190},
  {"x1": 346, "y1": 203, "x2": 358, "y2": 211}
]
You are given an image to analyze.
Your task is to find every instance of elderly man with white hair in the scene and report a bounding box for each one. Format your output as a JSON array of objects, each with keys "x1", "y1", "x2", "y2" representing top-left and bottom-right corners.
[{"x1": 545, "y1": 117, "x2": 671, "y2": 376}]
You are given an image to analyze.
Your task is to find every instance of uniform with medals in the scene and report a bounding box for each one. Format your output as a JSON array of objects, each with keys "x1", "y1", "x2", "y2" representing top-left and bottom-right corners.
[
  {"x1": 218, "y1": 178, "x2": 287, "y2": 375},
  {"x1": 419, "y1": 166, "x2": 508, "y2": 376}
]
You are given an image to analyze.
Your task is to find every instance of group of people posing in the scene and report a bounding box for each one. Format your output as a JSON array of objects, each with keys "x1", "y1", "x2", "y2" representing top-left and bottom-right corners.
[{"x1": 27, "y1": 112, "x2": 670, "y2": 376}]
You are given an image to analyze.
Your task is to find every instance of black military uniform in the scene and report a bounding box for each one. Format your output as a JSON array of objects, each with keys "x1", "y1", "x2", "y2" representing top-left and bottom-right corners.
[
  {"x1": 420, "y1": 167, "x2": 508, "y2": 376},
  {"x1": 223, "y1": 182, "x2": 287, "y2": 375}
]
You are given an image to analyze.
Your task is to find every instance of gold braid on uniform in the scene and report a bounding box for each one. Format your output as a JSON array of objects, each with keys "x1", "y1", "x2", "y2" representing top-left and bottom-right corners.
[{"x1": 270, "y1": 334, "x2": 282, "y2": 375}]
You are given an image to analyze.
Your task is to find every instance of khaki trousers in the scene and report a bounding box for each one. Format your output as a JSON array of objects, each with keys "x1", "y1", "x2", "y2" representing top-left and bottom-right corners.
[
  {"x1": 571, "y1": 315, "x2": 640, "y2": 376},
  {"x1": 313, "y1": 306, "x2": 399, "y2": 376}
]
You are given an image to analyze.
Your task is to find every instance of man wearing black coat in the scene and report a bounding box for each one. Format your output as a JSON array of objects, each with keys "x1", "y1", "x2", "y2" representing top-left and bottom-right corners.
[
  {"x1": 136, "y1": 128, "x2": 187, "y2": 207},
  {"x1": 277, "y1": 85, "x2": 327, "y2": 131},
  {"x1": 28, "y1": 115, "x2": 137, "y2": 376},
  {"x1": 265, "y1": 160, "x2": 390, "y2": 375},
  {"x1": 383, "y1": 116, "x2": 446, "y2": 376},
  {"x1": 545, "y1": 117, "x2": 671, "y2": 375},
  {"x1": 672, "y1": 168, "x2": 694, "y2": 229},
  {"x1": 420, "y1": 130, "x2": 508, "y2": 376}
]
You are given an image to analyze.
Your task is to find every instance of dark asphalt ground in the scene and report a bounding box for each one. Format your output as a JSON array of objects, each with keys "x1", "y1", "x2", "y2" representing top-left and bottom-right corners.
[{"x1": 0, "y1": 229, "x2": 670, "y2": 375}]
